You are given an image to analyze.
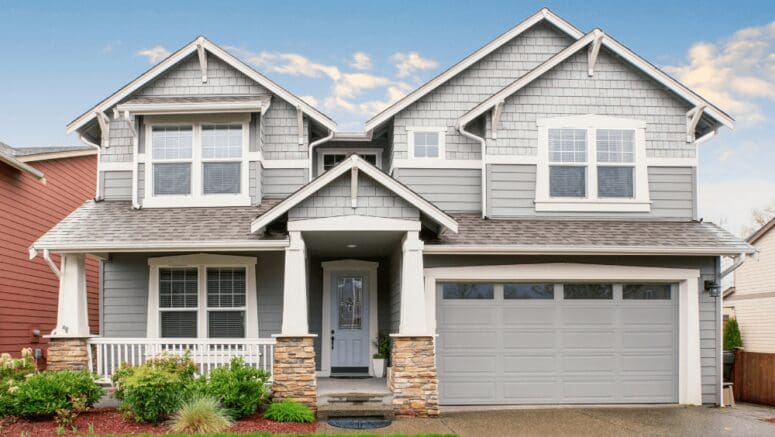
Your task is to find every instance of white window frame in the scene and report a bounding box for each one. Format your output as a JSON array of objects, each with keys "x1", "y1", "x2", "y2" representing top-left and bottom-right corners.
[
  {"x1": 147, "y1": 254, "x2": 258, "y2": 338},
  {"x1": 407, "y1": 127, "x2": 446, "y2": 160},
  {"x1": 316, "y1": 148, "x2": 382, "y2": 175},
  {"x1": 142, "y1": 114, "x2": 251, "y2": 208},
  {"x1": 535, "y1": 114, "x2": 650, "y2": 212}
]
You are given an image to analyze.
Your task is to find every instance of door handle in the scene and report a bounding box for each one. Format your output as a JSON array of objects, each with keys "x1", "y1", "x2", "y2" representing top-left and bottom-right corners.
[{"x1": 331, "y1": 330, "x2": 335, "y2": 350}]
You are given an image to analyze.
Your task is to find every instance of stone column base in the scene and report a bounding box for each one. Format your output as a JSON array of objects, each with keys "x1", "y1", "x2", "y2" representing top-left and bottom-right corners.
[
  {"x1": 272, "y1": 336, "x2": 317, "y2": 410},
  {"x1": 390, "y1": 336, "x2": 439, "y2": 417},
  {"x1": 46, "y1": 337, "x2": 90, "y2": 371}
]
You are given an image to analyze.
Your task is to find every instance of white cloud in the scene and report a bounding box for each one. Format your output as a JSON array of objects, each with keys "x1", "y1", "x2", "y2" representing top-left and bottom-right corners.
[
  {"x1": 664, "y1": 21, "x2": 775, "y2": 125},
  {"x1": 392, "y1": 51, "x2": 438, "y2": 78},
  {"x1": 699, "y1": 178, "x2": 775, "y2": 236},
  {"x1": 300, "y1": 95, "x2": 319, "y2": 107},
  {"x1": 350, "y1": 52, "x2": 372, "y2": 71},
  {"x1": 227, "y1": 47, "x2": 341, "y2": 81},
  {"x1": 137, "y1": 46, "x2": 171, "y2": 64}
]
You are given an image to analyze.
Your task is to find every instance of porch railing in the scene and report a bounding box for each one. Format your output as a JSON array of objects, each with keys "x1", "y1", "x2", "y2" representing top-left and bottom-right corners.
[{"x1": 87, "y1": 338, "x2": 276, "y2": 383}]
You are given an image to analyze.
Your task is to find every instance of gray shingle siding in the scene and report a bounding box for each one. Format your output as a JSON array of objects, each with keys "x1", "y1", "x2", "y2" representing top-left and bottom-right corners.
[
  {"x1": 262, "y1": 99, "x2": 309, "y2": 160},
  {"x1": 137, "y1": 163, "x2": 144, "y2": 203},
  {"x1": 486, "y1": 164, "x2": 696, "y2": 219},
  {"x1": 423, "y1": 254, "x2": 721, "y2": 405},
  {"x1": 249, "y1": 161, "x2": 260, "y2": 205},
  {"x1": 389, "y1": 246, "x2": 402, "y2": 334},
  {"x1": 495, "y1": 49, "x2": 695, "y2": 159},
  {"x1": 101, "y1": 171, "x2": 132, "y2": 201},
  {"x1": 261, "y1": 167, "x2": 307, "y2": 198},
  {"x1": 392, "y1": 23, "x2": 573, "y2": 161},
  {"x1": 101, "y1": 117, "x2": 134, "y2": 163},
  {"x1": 288, "y1": 172, "x2": 419, "y2": 221},
  {"x1": 393, "y1": 168, "x2": 481, "y2": 213}
]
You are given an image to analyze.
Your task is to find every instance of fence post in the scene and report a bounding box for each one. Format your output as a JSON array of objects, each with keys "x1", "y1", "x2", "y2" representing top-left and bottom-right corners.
[{"x1": 733, "y1": 348, "x2": 744, "y2": 402}]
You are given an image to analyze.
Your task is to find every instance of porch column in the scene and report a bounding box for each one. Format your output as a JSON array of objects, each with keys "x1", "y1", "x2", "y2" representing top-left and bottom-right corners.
[
  {"x1": 47, "y1": 253, "x2": 91, "y2": 371},
  {"x1": 391, "y1": 231, "x2": 439, "y2": 417},
  {"x1": 273, "y1": 231, "x2": 316, "y2": 409}
]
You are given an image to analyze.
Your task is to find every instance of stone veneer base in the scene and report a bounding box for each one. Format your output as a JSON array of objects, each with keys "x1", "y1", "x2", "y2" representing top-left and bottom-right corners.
[
  {"x1": 389, "y1": 336, "x2": 439, "y2": 417},
  {"x1": 271, "y1": 336, "x2": 317, "y2": 410},
  {"x1": 46, "y1": 337, "x2": 90, "y2": 371}
]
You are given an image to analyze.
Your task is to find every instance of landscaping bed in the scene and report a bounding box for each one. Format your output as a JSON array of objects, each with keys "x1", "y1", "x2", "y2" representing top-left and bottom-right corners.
[{"x1": 0, "y1": 407, "x2": 319, "y2": 436}]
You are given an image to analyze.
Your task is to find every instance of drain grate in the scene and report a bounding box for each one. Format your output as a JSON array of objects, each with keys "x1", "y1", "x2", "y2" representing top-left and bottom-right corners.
[{"x1": 327, "y1": 416, "x2": 392, "y2": 429}]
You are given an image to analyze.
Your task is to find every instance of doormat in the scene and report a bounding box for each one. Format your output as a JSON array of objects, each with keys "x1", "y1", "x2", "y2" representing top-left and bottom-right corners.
[{"x1": 327, "y1": 416, "x2": 392, "y2": 429}]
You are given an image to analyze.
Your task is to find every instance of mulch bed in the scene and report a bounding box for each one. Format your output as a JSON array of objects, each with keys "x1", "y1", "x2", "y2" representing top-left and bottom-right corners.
[{"x1": 0, "y1": 408, "x2": 319, "y2": 436}]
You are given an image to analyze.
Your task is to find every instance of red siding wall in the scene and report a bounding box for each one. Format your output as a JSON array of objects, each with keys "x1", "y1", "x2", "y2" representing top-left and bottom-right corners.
[{"x1": 0, "y1": 154, "x2": 99, "y2": 362}]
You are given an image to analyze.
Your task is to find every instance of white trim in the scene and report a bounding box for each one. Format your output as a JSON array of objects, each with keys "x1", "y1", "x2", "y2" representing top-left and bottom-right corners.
[
  {"x1": 287, "y1": 215, "x2": 421, "y2": 232},
  {"x1": 422, "y1": 244, "x2": 754, "y2": 257},
  {"x1": 116, "y1": 98, "x2": 269, "y2": 116},
  {"x1": 484, "y1": 155, "x2": 538, "y2": 165},
  {"x1": 17, "y1": 148, "x2": 98, "y2": 163},
  {"x1": 406, "y1": 126, "x2": 446, "y2": 160},
  {"x1": 424, "y1": 262, "x2": 703, "y2": 405},
  {"x1": 391, "y1": 159, "x2": 481, "y2": 170},
  {"x1": 646, "y1": 157, "x2": 698, "y2": 167},
  {"x1": 365, "y1": 8, "x2": 584, "y2": 132},
  {"x1": 34, "y1": 240, "x2": 289, "y2": 253},
  {"x1": 260, "y1": 160, "x2": 309, "y2": 169},
  {"x1": 321, "y1": 259, "x2": 379, "y2": 377},
  {"x1": 316, "y1": 147, "x2": 383, "y2": 175},
  {"x1": 98, "y1": 161, "x2": 134, "y2": 171},
  {"x1": 534, "y1": 114, "x2": 650, "y2": 212},
  {"x1": 146, "y1": 253, "x2": 258, "y2": 339},
  {"x1": 142, "y1": 118, "x2": 251, "y2": 208},
  {"x1": 67, "y1": 36, "x2": 336, "y2": 135},
  {"x1": 250, "y1": 155, "x2": 458, "y2": 234}
]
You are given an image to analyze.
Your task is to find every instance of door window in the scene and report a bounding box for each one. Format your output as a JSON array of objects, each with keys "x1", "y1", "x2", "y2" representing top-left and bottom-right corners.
[{"x1": 337, "y1": 276, "x2": 363, "y2": 329}]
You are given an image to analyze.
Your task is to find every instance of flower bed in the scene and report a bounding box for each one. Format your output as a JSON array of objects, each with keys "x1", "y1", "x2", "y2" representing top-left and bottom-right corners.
[{"x1": 0, "y1": 408, "x2": 319, "y2": 436}]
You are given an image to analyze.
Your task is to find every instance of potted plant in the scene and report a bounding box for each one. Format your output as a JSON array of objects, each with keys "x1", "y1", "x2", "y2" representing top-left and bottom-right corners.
[
  {"x1": 723, "y1": 317, "x2": 743, "y2": 382},
  {"x1": 372, "y1": 333, "x2": 390, "y2": 378}
]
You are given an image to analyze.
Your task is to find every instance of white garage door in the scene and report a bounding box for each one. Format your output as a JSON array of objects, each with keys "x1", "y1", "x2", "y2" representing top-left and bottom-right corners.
[{"x1": 436, "y1": 282, "x2": 678, "y2": 405}]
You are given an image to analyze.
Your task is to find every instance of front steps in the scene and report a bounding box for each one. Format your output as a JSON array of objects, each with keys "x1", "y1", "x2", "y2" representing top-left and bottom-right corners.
[{"x1": 317, "y1": 377, "x2": 393, "y2": 420}]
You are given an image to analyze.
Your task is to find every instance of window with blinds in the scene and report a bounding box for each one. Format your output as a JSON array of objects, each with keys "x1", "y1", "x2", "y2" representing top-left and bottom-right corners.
[
  {"x1": 151, "y1": 127, "x2": 193, "y2": 196},
  {"x1": 548, "y1": 128, "x2": 587, "y2": 198},
  {"x1": 206, "y1": 267, "x2": 246, "y2": 338},
  {"x1": 596, "y1": 129, "x2": 635, "y2": 198},
  {"x1": 158, "y1": 267, "x2": 198, "y2": 338},
  {"x1": 201, "y1": 125, "x2": 242, "y2": 194}
]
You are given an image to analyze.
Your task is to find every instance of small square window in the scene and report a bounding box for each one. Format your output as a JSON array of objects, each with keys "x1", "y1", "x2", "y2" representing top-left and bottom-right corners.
[
  {"x1": 413, "y1": 131, "x2": 441, "y2": 158},
  {"x1": 504, "y1": 284, "x2": 554, "y2": 299},
  {"x1": 442, "y1": 283, "x2": 494, "y2": 299},
  {"x1": 563, "y1": 284, "x2": 613, "y2": 300},
  {"x1": 623, "y1": 284, "x2": 672, "y2": 300}
]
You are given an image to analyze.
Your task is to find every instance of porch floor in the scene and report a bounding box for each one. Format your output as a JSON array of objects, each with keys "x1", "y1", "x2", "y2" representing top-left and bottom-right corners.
[{"x1": 317, "y1": 377, "x2": 390, "y2": 397}]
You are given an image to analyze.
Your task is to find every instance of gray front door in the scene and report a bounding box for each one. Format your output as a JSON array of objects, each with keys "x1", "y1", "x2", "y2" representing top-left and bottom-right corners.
[{"x1": 331, "y1": 272, "x2": 370, "y2": 371}]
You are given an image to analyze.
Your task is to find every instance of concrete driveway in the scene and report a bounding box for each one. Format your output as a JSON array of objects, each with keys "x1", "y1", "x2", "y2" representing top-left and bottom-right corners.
[{"x1": 317, "y1": 404, "x2": 775, "y2": 436}]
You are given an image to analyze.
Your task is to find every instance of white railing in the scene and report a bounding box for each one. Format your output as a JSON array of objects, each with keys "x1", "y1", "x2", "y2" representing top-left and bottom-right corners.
[{"x1": 87, "y1": 338, "x2": 276, "y2": 383}]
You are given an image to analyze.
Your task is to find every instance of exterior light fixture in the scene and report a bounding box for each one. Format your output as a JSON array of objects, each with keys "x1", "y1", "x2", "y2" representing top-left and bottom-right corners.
[
  {"x1": 704, "y1": 280, "x2": 721, "y2": 297},
  {"x1": 346, "y1": 244, "x2": 357, "y2": 248}
]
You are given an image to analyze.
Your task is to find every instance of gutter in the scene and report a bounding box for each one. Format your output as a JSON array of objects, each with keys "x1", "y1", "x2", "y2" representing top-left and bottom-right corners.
[
  {"x1": 423, "y1": 244, "x2": 756, "y2": 257},
  {"x1": 720, "y1": 252, "x2": 750, "y2": 280},
  {"x1": 307, "y1": 129, "x2": 334, "y2": 180},
  {"x1": 28, "y1": 248, "x2": 61, "y2": 278},
  {"x1": 457, "y1": 123, "x2": 487, "y2": 219},
  {"x1": 31, "y1": 239, "x2": 290, "y2": 254}
]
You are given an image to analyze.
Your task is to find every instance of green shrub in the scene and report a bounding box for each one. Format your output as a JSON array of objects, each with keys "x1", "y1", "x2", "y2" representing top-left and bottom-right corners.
[
  {"x1": 113, "y1": 352, "x2": 197, "y2": 400},
  {"x1": 724, "y1": 318, "x2": 744, "y2": 351},
  {"x1": 263, "y1": 400, "x2": 315, "y2": 423},
  {"x1": 12, "y1": 371, "x2": 103, "y2": 418},
  {"x1": 116, "y1": 365, "x2": 190, "y2": 424},
  {"x1": 0, "y1": 350, "x2": 38, "y2": 417},
  {"x1": 170, "y1": 395, "x2": 232, "y2": 434},
  {"x1": 192, "y1": 357, "x2": 269, "y2": 419}
]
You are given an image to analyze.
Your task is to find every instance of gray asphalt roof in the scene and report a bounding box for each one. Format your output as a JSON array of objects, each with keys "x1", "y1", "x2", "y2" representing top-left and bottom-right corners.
[{"x1": 11, "y1": 145, "x2": 94, "y2": 156}]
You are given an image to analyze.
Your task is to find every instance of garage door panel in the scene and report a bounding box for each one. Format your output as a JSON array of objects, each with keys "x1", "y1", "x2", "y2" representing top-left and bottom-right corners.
[
  {"x1": 621, "y1": 330, "x2": 674, "y2": 348},
  {"x1": 503, "y1": 354, "x2": 557, "y2": 373},
  {"x1": 503, "y1": 380, "x2": 560, "y2": 402},
  {"x1": 439, "y1": 354, "x2": 497, "y2": 374},
  {"x1": 621, "y1": 307, "x2": 675, "y2": 324},
  {"x1": 621, "y1": 354, "x2": 675, "y2": 372},
  {"x1": 561, "y1": 307, "x2": 616, "y2": 324},
  {"x1": 441, "y1": 381, "x2": 498, "y2": 402},
  {"x1": 621, "y1": 378, "x2": 676, "y2": 401},
  {"x1": 439, "y1": 307, "x2": 497, "y2": 326},
  {"x1": 502, "y1": 306, "x2": 556, "y2": 325},
  {"x1": 562, "y1": 380, "x2": 617, "y2": 401},
  {"x1": 561, "y1": 331, "x2": 616, "y2": 349},
  {"x1": 503, "y1": 330, "x2": 557, "y2": 349},
  {"x1": 562, "y1": 355, "x2": 616, "y2": 373},
  {"x1": 440, "y1": 330, "x2": 498, "y2": 349}
]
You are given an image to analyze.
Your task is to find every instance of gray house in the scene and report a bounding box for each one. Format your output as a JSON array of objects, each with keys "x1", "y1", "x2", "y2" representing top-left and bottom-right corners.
[{"x1": 33, "y1": 8, "x2": 753, "y2": 416}]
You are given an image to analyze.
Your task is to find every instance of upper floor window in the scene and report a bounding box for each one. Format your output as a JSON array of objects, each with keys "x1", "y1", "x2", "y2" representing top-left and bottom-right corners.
[
  {"x1": 317, "y1": 148, "x2": 382, "y2": 176},
  {"x1": 144, "y1": 116, "x2": 250, "y2": 208},
  {"x1": 536, "y1": 115, "x2": 650, "y2": 212},
  {"x1": 407, "y1": 127, "x2": 445, "y2": 159}
]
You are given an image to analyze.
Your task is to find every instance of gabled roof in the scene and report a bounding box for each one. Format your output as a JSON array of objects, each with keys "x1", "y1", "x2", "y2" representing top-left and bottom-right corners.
[
  {"x1": 748, "y1": 217, "x2": 775, "y2": 245},
  {"x1": 250, "y1": 155, "x2": 458, "y2": 234},
  {"x1": 67, "y1": 36, "x2": 336, "y2": 135},
  {"x1": 457, "y1": 29, "x2": 733, "y2": 129},
  {"x1": 364, "y1": 8, "x2": 584, "y2": 132},
  {"x1": 0, "y1": 142, "x2": 45, "y2": 181}
]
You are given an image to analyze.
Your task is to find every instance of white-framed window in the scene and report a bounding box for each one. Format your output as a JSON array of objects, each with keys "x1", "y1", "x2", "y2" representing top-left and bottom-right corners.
[
  {"x1": 407, "y1": 127, "x2": 446, "y2": 159},
  {"x1": 535, "y1": 115, "x2": 650, "y2": 212},
  {"x1": 317, "y1": 148, "x2": 382, "y2": 175},
  {"x1": 147, "y1": 254, "x2": 258, "y2": 338},
  {"x1": 143, "y1": 115, "x2": 250, "y2": 208}
]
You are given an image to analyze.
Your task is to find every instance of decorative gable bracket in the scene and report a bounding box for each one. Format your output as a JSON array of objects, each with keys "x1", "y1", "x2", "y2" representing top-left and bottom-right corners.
[
  {"x1": 587, "y1": 30, "x2": 604, "y2": 77},
  {"x1": 196, "y1": 37, "x2": 208, "y2": 83},
  {"x1": 351, "y1": 166, "x2": 359, "y2": 208},
  {"x1": 686, "y1": 105, "x2": 706, "y2": 143},
  {"x1": 95, "y1": 111, "x2": 110, "y2": 148},
  {"x1": 491, "y1": 100, "x2": 505, "y2": 140}
]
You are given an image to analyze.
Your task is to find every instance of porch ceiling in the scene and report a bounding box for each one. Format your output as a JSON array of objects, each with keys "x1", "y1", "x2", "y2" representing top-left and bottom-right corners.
[{"x1": 303, "y1": 230, "x2": 404, "y2": 258}]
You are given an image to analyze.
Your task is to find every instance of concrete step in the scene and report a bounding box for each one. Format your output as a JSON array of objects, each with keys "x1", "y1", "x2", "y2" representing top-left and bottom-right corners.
[{"x1": 317, "y1": 401, "x2": 394, "y2": 420}]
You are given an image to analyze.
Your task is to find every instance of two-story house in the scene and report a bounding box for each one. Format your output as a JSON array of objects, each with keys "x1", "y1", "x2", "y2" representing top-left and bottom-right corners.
[{"x1": 32, "y1": 9, "x2": 753, "y2": 416}]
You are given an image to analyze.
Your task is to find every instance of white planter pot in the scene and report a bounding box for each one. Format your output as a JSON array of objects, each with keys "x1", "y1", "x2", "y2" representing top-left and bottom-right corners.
[{"x1": 372, "y1": 358, "x2": 385, "y2": 378}]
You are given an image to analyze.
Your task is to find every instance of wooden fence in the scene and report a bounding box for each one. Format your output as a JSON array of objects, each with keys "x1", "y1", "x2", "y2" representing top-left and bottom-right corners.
[{"x1": 732, "y1": 349, "x2": 775, "y2": 406}]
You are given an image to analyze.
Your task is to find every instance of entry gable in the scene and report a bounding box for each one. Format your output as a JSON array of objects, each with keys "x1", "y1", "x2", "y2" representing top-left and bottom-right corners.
[{"x1": 250, "y1": 156, "x2": 458, "y2": 234}]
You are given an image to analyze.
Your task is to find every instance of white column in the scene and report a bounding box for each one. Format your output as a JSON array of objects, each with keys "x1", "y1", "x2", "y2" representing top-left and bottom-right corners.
[
  {"x1": 398, "y1": 231, "x2": 429, "y2": 335},
  {"x1": 679, "y1": 278, "x2": 702, "y2": 405},
  {"x1": 280, "y1": 231, "x2": 309, "y2": 336},
  {"x1": 50, "y1": 254, "x2": 91, "y2": 337}
]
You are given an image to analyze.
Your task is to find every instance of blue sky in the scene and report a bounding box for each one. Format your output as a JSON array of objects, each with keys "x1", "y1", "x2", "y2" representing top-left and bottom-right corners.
[{"x1": 1, "y1": 0, "x2": 774, "y2": 235}]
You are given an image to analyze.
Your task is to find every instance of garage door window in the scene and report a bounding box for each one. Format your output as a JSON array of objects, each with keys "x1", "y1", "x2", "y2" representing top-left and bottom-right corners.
[
  {"x1": 442, "y1": 283, "x2": 494, "y2": 299},
  {"x1": 623, "y1": 284, "x2": 671, "y2": 300},
  {"x1": 504, "y1": 283, "x2": 554, "y2": 299},
  {"x1": 563, "y1": 283, "x2": 613, "y2": 299}
]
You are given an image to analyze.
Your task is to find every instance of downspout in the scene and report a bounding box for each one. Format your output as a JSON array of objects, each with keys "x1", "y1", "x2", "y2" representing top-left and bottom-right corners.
[
  {"x1": 29, "y1": 247, "x2": 61, "y2": 279},
  {"x1": 308, "y1": 129, "x2": 334, "y2": 181},
  {"x1": 458, "y1": 122, "x2": 487, "y2": 218}
]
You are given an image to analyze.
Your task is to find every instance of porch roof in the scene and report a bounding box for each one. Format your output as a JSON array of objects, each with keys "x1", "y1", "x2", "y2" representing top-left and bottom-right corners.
[
  {"x1": 425, "y1": 215, "x2": 755, "y2": 256},
  {"x1": 30, "y1": 199, "x2": 287, "y2": 253}
]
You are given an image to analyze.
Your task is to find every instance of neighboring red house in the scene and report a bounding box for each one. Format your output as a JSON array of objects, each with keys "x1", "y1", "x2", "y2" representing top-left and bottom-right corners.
[{"x1": 0, "y1": 142, "x2": 99, "y2": 364}]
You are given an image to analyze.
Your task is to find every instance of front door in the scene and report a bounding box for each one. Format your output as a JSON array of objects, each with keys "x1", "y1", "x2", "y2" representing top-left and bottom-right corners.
[{"x1": 330, "y1": 272, "x2": 370, "y2": 372}]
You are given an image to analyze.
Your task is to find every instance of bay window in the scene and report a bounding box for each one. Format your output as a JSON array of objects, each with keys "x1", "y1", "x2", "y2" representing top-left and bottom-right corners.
[
  {"x1": 536, "y1": 115, "x2": 650, "y2": 212},
  {"x1": 144, "y1": 117, "x2": 250, "y2": 208}
]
